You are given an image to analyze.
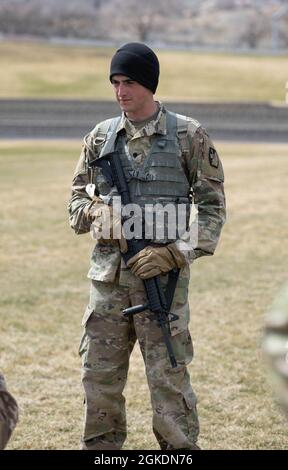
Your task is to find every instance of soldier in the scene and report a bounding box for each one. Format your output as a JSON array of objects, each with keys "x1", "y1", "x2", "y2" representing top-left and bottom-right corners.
[
  {"x1": 0, "y1": 372, "x2": 18, "y2": 449},
  {"x1": 68, "y1": 43, "x2": 226, "y2": 450},
  {"x1": 263, "y1": 285, "x2": 288, "y2": 417}
]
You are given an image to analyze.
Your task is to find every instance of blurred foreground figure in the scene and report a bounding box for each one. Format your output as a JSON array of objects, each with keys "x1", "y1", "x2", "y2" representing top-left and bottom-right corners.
[
  {"x1": 263, "y1": 285, "x2": 288, "y2": 417},
  {"x1": 0, "y1": 373, "x2": 18, "y2": 449}
]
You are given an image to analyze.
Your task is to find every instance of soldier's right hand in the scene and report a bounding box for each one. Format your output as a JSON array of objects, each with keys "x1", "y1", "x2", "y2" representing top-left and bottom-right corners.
[{"x1": 89, "y1": 202, "x2": 128, "y2": 253}]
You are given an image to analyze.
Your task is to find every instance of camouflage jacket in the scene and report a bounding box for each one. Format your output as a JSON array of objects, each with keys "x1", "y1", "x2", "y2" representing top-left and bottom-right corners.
[
  {"x1": 263, "y1": 285, "x2": 288, "y2": 416},
  {"x1": 0, "y1": 372, "x2": 18, "y2": 450},
  {"x1": 68, "y1": 103, "x2": 226, "y2": 286}
]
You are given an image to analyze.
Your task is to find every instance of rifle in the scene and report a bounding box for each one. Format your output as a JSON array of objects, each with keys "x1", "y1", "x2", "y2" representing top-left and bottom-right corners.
[{"x1": 89, "y1": 151, "x2": 179, "y2": 368}]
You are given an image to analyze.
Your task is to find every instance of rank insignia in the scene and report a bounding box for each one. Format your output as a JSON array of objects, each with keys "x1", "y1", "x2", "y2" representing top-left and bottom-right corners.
[{"x1": 209, "y1": 147, "x2": 219, "y2": 168}]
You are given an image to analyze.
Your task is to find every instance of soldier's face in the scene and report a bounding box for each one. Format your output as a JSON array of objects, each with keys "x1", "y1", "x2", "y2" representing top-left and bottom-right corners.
[{"x1": 111, "y1": 74, "x2": 153, "y2": 120}]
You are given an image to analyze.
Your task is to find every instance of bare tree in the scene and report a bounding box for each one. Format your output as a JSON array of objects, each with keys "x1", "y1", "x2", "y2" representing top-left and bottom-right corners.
[
  {"x1": 279, "y1": 16, "x2": 288, "y2": 47},
  {"x1": 100, "y1": 0, "x2": 183, "y2": 42},
  {"x1": 0, "y1": 0, "x2": 105, "y2": 38},
  {"x1": 239, "y1": 11, "x2": 268, "y2": 48}
]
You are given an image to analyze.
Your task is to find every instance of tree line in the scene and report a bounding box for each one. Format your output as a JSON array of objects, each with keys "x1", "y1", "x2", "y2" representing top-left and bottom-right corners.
[{"x1": 0, "y1": 0, "x2": 287, "y2": 49}]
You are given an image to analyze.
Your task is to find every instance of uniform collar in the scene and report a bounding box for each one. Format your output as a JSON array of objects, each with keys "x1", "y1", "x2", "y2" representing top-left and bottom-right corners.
[{"x1": 116, "y1": 101, "x2": 167, "y2": 138}]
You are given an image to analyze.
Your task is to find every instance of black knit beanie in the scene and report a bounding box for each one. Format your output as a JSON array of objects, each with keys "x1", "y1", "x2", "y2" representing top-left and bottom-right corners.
[{"x1": 109, "y1": 42, "x2": 159, "y2": 94}]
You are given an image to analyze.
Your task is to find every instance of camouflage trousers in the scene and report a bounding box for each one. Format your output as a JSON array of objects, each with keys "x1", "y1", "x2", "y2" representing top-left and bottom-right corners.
[
  {"x1": 0, "y1": 373, "x2": 18, "y2": 450},
  {"x1": 79, "y1": 275, "x2": 199, "y2": 450}
]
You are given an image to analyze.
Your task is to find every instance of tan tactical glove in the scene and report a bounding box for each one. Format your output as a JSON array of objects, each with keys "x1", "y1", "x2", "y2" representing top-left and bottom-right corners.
[
  {"x1": 126, "y1": 243, "x2": 186, "y2": 279},
  {"x1": 86, "y1": 198, "x2": 128, "y2": 253}
]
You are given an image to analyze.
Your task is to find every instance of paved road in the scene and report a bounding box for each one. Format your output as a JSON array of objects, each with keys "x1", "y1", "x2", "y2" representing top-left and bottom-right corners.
[{"x1": 0, "y1": 99, "x2": 288, "y2": 142}]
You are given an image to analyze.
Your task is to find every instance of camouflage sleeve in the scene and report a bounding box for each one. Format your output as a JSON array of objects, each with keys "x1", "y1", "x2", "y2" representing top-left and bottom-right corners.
[
  {"x1": 176, "y1": 125, "x2": 226, "y2": 261},
  {"x1": 263, "y1": 284, "x2": 288, "y2": 416},
  {"x1": 0, "y1": 372, "x2": 18, "y2": 450},
  {"x1": 68, "y1": 131, "x2": 100, "y2": 234},
  {"x1": 0, "y1": 373, "x2": 7, "y2": 392}
]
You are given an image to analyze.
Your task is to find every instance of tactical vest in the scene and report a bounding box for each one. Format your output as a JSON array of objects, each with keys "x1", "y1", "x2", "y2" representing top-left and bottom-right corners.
[{"x1": 93, "y1": 111, "x2": 197, "y2": 243}]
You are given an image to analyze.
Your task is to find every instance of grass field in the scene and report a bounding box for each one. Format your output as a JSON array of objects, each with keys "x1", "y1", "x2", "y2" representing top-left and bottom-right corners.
[
  {"x1": 0, "y1": 139, "x2": 287, "y2": 450},
  {"x1": 0, "y1": 40, "x2": 288, "y2": 102}
]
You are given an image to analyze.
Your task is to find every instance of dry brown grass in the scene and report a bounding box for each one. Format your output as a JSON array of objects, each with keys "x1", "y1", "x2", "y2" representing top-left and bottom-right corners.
[
  {"x1": 0, "y1": 140, "x2": 287, "y2": 450},
  {"x1": 0, "y1": 41, "x2": 288, "y2": 102}
]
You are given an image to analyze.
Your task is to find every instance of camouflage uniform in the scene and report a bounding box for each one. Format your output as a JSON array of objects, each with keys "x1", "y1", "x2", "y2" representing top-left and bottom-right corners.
[
  {"x1": 263, "y1": 285, "x2": 288, "y2": 417},
  {"x1": 0, "y1": 373, "x2": 18, "y2": 450},
  {"x1": 68, "y1": 103, "x2": 226, "y2": 450}
]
